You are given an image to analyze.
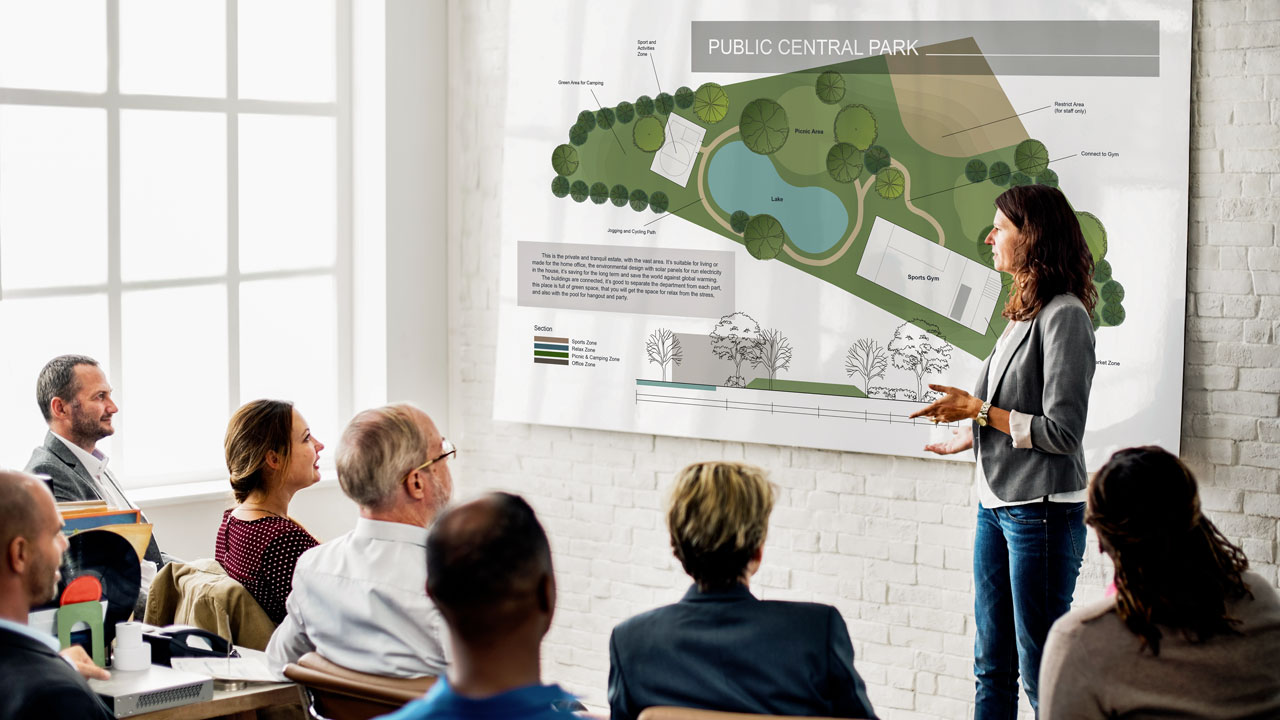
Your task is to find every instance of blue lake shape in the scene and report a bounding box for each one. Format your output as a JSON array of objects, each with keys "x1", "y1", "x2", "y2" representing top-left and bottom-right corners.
[{"x1": 707, "y1": 141, "x2": 849, "y2": 254}]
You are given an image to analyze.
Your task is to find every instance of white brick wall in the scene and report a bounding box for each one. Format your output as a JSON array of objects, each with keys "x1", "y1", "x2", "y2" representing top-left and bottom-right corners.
[{"x1": 447, "y1": 2, "x2": 1279, "y2": 717}]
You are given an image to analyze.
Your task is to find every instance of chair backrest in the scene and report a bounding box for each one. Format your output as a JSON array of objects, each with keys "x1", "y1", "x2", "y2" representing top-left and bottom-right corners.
[
  {"x1": 143, "y1": 558, "x2": 276, "y2": 650},
  {"x1": 637, "y1": 708, "x2": 855, "y2": 720},
  {"x1": 283, "y1": 652, "x2": 435, "y2": 720}
]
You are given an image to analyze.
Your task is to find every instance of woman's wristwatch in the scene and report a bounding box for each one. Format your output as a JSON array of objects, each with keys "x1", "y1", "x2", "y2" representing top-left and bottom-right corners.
[{"x1": 976, "y1": 399, "x2": 992, "y2": 427}]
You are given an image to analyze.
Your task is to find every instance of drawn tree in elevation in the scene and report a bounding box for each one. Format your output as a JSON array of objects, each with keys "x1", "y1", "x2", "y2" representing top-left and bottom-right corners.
[
  {"x1": 740, "y1": 99, "x2": 789, "y2": 155},
  {"x1": 551, "y1": 175, "x2": 570, "y2": 198},
  {"x1": 646, "y1": 328, "x2": 683, "y2": 382},
  {"x1": 834, "y1": 104, "x2": 877, "y2": 150},
  {"x1": 845, "y1": 337, "x2": 888, "y2": 391},
  {"x1": 888, "y1": 320, "x2": 953, "y2": 403},
  {"x1": 636, "y1": 95, "x2": 655, "y2": 116},
  {"x1": 1009, "y1": 171, "x2": 1033, "y2": 187},
  {"x1": 875, "y1": 168, "x2": 905, "y2": 199},
  {"x1": 755, "y1": 328, "x2": 793, "y2": 388},
  {"x1": 629, "y1": 188, "x2": 649, "y2": 212},
  {"x1": 815, "y1": 71, "x2": 845, "y2": 105},
  {"x1": 633, "y1": 116, "x2": 665, "y2": 152},
  {"x1": 965, "y1": 158, "x2": 988, "y2": 183},
  {"x1": 589, "y1": 182, "x2": 609, "y2": 204},
  {"x1": 610, "y1": 184, "x2": 629, "y2": 207},
  {"x1": 710, "y1": 312, "x2": 764, "y2": 388},
  {"x1": 655, "y1": 92, "x2": 675, "y2": 115},
  {"x1": 675, "y1": 86, "x2": 695, "y2": 109},
  {"x1": 1093, "y1": 258, "x2": 1112, "y2": 283},
  {"x1": 616, "y1": 101, "x2": 635, "y2": 124},
  {"x1": 551, "y1": 144, "x2": 579, "y2": 176},
  {"x1": 744, "y1": 214, "x2": 785, "y2": 260},
  {"x1": 864, "y1": 145, "x2": 891, "y2": 174},
  {"x1": 826, "y1": 143, "x2": 862, "y2": 183},
  {"x1": 1015, "y1": 139, "x2": 1050, "y2": 175},
  {"x1": 694, "y1": 83, "x2": 729, "y2": 124},
  {"x1": 729, "y1": 210, "x2": 750, "y2": 234},
  {"x1": 596, "y1": 106, "x2": 616, "y2": 130},
  {"x1": 569, "y1": 123, "x2": 588, "y2": 146},
  {"x1": 1036, "y1": 168, "x2": 1059, "y2": 187},
  {"x1": 988, "y1": 161, "x2": 1011, "y2": 186},
  {"x1": 649, "y1": 190, "x2": 669, "y2": 213},
  {"x1": 569, "y1": 180, "x2": 589, "y2": 203},
  {"x1": 576, "y1": 110, "x2": 597, "y2": 131}
]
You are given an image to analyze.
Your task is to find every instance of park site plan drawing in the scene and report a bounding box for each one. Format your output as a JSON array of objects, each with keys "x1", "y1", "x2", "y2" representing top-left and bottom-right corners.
[{"x1": 495, "y1": 2, "x2": 1192, "y2": 466}]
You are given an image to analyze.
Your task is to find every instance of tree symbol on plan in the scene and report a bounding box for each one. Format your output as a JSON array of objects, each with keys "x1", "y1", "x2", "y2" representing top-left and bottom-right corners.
[
  {"x1": 710, "y1": 312, "x2": 764, "y2": 388},
  {"x1": 645, "y1": 328, "x2": 683, "y2": 382},
  {"x1": 845, "y1": 338, "x2": 888, "y2": 393},
  {"x1": 887, "y1": 320, "x2": 953, "y2": 402},
  {"x1": 755, "y1": 328, "x2": 793, "y2": 389}
]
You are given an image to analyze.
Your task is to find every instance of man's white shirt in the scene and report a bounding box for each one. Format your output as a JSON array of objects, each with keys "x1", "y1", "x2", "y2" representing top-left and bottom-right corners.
[{"x1": 265, "y1": 517, "x2": 449, "y2": 679}]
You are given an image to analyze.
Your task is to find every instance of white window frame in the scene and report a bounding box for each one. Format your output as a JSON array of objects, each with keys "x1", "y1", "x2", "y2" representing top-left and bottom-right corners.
[{"x1": 0, "y1": 0, "x2": 355, "y2": 488}]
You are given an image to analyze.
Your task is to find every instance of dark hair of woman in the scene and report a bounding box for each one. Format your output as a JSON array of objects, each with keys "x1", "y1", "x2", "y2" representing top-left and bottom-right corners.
[
  {"x1": 225, "y1": 399, "x2": 295, "y2": 503},
  {"x1": 994, "y1": 184, "x2": 1098, "y2": 321},
  {"x1": 1086, "y1": 446, "x2": 1251, "y2": 655}
]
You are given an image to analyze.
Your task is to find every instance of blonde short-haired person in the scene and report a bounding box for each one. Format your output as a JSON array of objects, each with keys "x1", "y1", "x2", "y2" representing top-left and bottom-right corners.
[
  {"x1": 607, "y1": 461, "x2": 878, "y2": 720},
  {"x1": 1039, "y1": 446, "x2": 1280, "y2": 719}
]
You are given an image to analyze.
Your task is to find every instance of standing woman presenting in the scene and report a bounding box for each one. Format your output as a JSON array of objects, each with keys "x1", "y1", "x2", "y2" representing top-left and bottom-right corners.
[{"x1": 910, "y1": 184, "x2": 1097, "y2": 718}]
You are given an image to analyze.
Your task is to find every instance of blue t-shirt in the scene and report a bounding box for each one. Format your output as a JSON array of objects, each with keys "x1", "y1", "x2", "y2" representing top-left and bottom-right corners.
[{"x1": 377, "y1": 677, "x2": 581, "y2": 720}]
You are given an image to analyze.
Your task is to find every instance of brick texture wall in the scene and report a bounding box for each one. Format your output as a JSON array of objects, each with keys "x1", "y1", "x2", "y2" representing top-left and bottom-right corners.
[{"x1": 447, "y1": 2, "x2": 1279, "y2": 717}]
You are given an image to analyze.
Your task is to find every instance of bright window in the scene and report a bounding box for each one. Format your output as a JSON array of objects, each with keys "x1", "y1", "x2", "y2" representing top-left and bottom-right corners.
[{"x1": 0, "y1": 0, "x2": 353, "y2": 488}]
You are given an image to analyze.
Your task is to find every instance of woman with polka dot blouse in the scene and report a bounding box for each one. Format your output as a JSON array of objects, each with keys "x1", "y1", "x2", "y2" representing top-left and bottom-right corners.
[{"x1": 215, "y1": 399, "x2": 322, "y2": 625}]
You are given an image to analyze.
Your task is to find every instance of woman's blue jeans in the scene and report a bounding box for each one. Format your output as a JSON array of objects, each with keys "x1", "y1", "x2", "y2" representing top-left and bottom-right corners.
[{"x1": 973, "y1": 501, "x2": 1086, "y2": 719}]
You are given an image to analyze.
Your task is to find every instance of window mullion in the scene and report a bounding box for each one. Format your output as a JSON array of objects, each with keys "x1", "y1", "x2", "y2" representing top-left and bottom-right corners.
[
  {"x1": 335, "y1": 0, "x2": 354, "y2": 427},
  {"x1": 106, "y1": 0, "x2": 124, "y2": 469},
  {"x1": 226, "y1": 0, "x2": 241, "y2": 416}
]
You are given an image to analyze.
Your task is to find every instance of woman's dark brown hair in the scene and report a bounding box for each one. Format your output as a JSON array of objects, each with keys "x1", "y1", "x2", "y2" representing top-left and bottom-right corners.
[
  {"x1": 225, "y1": 399, "x2": 295, "y2": 503},
  {"x1": 1087, "y1": 446, "x2": 1251, "y2": 655},
  {"x1": 995, "y1": 184, "x2": 1098, "y2": 321}
]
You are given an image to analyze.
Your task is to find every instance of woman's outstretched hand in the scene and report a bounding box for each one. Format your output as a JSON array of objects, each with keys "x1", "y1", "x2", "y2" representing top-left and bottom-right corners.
[
  {"x1": 909, "y1": 384, "x2": 983, "y2": 424},
  {"x1": 923, "y1": 425, "x2": 974, "y2": 455}
]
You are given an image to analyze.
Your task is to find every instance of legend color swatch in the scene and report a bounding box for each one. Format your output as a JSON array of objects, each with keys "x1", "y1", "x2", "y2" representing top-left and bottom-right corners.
[{"x1": 534, "y1": 336, "x2": 569, "y2": 365}]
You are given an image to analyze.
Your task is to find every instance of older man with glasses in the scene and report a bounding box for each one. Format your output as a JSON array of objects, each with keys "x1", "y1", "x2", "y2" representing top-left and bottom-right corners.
[{"x1": 266, "y1": 402, "x2": 455, "y2": 679}]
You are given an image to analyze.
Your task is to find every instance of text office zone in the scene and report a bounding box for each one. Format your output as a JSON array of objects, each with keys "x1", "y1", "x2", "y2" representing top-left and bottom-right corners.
[{"x1": 706, "y1": 38, "x2": 921, "y2": 57}]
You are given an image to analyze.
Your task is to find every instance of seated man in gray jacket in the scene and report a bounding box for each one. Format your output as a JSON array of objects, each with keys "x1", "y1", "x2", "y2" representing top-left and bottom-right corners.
[
  {"x1": 608, "y1": 461, "x2": 878, "y2": 720},
  {"x1": 24, "y1": 355, "x2": 170, "y2": 587}
]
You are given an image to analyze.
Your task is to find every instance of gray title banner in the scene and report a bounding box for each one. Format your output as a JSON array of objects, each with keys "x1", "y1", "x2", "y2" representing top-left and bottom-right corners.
[{"x1": 691, "y1": 21, "x2": 1160, "y2": 77}]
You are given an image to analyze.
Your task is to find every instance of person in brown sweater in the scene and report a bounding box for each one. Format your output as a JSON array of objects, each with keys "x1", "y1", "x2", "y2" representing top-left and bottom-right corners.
[{"x1": 1040, "y1": 446, "x2": 1280, "y2": 719}]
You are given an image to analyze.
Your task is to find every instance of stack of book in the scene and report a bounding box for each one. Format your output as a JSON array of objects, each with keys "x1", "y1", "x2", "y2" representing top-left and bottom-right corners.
[{"x1": 57, "y1": 501, "x2": 154, "y2": 561}]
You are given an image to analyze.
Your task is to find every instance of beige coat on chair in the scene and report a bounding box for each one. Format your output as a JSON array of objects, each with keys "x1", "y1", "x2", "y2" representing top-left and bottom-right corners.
[{"x1": 144, "y1": 558, "x2": 276, "y2": 651}]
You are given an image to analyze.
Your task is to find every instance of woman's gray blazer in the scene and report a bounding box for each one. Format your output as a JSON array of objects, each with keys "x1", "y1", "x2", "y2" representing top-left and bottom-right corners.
[{"x1": 974, "y1": 293, "x2": 1096, "y2": 502}]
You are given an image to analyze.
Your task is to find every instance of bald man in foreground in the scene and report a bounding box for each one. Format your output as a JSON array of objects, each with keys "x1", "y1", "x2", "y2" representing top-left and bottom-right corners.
[
  {"x1": 0, "y1": 471, "x2": 114, "y2": 719},
  {"x1": 377, "y1": 493, "x2": 580, "y2": 720}
]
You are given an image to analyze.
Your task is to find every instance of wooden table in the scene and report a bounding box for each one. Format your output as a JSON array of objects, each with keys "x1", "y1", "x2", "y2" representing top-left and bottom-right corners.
[{"x1": 129, "y1": 681, "x2": 304, "y2": 720}]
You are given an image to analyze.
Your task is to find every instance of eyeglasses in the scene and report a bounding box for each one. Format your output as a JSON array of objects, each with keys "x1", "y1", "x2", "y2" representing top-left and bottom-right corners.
[{"x1": 406, "y1": 438, "x2": 456, "y2": 479}]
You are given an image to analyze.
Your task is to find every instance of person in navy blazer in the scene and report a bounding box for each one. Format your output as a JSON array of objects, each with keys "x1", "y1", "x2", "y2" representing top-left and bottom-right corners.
[{"x1": 607, "y1": 461, "x2": 877, "y2": 720}]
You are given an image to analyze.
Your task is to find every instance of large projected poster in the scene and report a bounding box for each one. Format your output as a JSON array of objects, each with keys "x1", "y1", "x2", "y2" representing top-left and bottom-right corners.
[{"x1": 495, "y1": 1, "x2": 1192, "y2": 468}]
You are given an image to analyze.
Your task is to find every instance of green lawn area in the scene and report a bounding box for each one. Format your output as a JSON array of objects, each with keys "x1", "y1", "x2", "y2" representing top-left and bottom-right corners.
[{"x1": 551, "y1": 51, "x2": 1118, "y2": 358}]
